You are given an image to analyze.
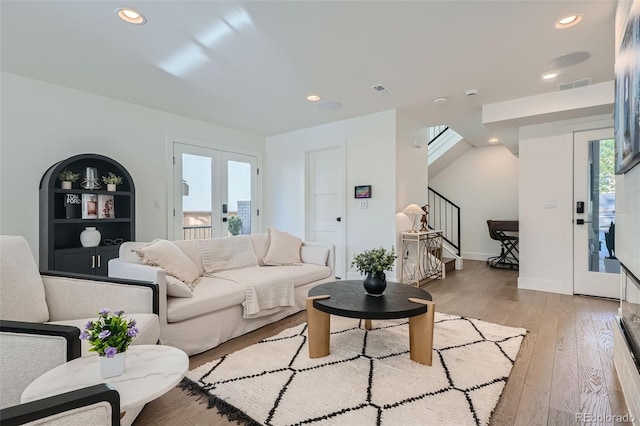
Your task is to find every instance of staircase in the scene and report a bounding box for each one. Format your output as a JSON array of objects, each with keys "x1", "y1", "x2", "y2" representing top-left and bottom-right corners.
[{"x1": 427, "y1": 125, "x2": 472, "y2": 179}]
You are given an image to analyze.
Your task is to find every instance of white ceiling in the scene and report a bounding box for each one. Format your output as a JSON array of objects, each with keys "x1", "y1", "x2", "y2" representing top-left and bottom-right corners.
[{"x1": 0, "y1": 1, "x2": 617, "y2": 147}]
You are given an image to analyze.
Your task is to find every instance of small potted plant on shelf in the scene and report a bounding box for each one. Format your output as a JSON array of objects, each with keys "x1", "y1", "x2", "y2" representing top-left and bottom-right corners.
[
  {"x1": 81, "y1": 308, "x2": 139, "y2": 378},
  {"x1": 58, "y1": 169, "x2": 80, "y2": 189},
  {"x1": 351, "y1": 246, "x2": 397, "y2": 296},
  {"x1": 101, "y1": 172, "x2": 123, "y2": 192}
]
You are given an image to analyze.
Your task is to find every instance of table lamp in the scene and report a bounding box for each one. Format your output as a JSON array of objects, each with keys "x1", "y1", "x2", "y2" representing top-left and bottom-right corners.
[{"x1": 402, "y1": 204, "x2": 425, "y2": 233}]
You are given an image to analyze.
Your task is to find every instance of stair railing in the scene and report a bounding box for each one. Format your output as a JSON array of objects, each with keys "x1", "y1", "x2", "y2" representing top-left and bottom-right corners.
[
  {"x1": 428, "y1": 125, "x2": 449, "y2": 145},
  {"x1": 427, "y1": 187, "x2": 461, "y2": 256}
]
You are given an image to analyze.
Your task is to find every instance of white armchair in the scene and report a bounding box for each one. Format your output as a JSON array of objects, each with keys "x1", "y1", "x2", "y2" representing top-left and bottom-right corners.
[
  {"x1": 0, "y1": 235, "x2": 160, "y2": 409},
  {"x1": 0, "y1": 383, "x2": 120, "y2": 426}
]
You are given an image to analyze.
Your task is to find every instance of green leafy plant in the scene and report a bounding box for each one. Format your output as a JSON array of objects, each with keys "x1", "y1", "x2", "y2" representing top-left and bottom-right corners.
[
  {"x1": 80, "y1": 309, "x2": 138, "y2": 357},
  {"x1": 351, "y1": 246, "x2": 397, "y2": 274},
  {"x1": 58, "y1": 169, "x2": 80, "y2": 182},
  {"x1": 101, "y1": 172, "x2": 123, "y2": 185},
  {"x1": 228, "y1": 215, "x2": 243, "y2": 236}
]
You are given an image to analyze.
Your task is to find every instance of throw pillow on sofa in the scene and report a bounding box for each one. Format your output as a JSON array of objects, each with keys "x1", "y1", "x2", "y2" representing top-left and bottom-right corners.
[
  {"x1": 165, "y1": 275, "x2": 194, "y2": 297},
  {"x1": 135, "y1": 239, "x2": 200, "y2": 289},
  {"x1": 263, "y1": 228, "x2": 302, "y2": 266}
]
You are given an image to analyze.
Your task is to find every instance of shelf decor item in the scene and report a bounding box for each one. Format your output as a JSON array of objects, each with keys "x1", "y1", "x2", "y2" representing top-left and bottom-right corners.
[
  {"x1": 402, "y1": 204, "x2": 426, "y2": 233},
  {"x1": 80, "y1": 227, "x2": 101, "y2": 247},
  {"x1": 81, "y1": 167, "x2": 101, "y2": 190},
  {"x1": 351, "y1": 246, "x2": 397, "y2": 296},
  {"x1": 58, "y1": 169, "x2": 80, "y2": 189},
  {"x1": 98, "y1": 194, "x2": 115, "y2": 219},
  {"x1": 80, "y1": 308, "x2": 139, "y2": 378},
  {"x1": 102, "y1": 172, "x2": 123, "y2": 192},
  {"x1": 82, "y1": 194, "x2": 98, "y2": 219},
  {"x1": 64, "y1": 193, "x2": 82, "y2": 219}
]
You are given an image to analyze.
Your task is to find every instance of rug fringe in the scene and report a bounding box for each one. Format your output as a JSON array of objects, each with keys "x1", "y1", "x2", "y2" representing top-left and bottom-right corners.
[{"x1": 179, "y1": 377, "x2": 262, "y2": 426}]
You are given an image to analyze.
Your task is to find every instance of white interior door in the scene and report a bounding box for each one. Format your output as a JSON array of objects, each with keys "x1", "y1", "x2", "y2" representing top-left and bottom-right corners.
[
  {"x1": 573, "y1": 128, "x2": 620, "y2": 298},
  {"x1": 307, "y1": 147, "x2": 345, "y2": 279},
  {"x1": 174, "y1": 143, "x2": 258, "y2": 240}
]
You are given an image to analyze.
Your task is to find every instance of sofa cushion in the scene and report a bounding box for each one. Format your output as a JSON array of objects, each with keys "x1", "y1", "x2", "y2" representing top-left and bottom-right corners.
[
  {"x1": 166, "y1": 275, "x2": 193, "y2": 298},
  {"x1": 167, "y1": 277, "x2": 245, "y2": 323},
  {"x1": 249, "y1": 233, "x2": 269, "y2": 266},
  {"x1": 135, "y1": 239, "x2": 200, "y2": 289},
  {"x1": 263, "y1": 228, "x2": 302, "y2": 266},
  {"x1": 47, "y1": 313, "x2": 159, "y2": 356},
  {"x1": 300, "y1": 246, "x2": 330, "y2": 266},
  {"x1": 272, "y1": 264, "x2": 332, "y2": 287},
  {"x1": 0, "y1": 235, "x2": 50, "y2": 322},
  {"x1": 172, "y1": 239, "x2": 205, "y2": 276}
]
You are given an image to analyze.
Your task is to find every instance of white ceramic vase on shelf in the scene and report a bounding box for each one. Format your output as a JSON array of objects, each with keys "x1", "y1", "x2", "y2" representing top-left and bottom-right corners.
[
  {"x1": 61, "y1": 181, "x2": 72, "y2": 190},
  {"x1": 99, "y1": 352, "x2": 126, "y2": 378},
  {"x1": 80, "y1": 227, "x2": 101, "y2": 247},
  {"x1": 106, "y1": 184, "x2": 116, "y2": 192}
]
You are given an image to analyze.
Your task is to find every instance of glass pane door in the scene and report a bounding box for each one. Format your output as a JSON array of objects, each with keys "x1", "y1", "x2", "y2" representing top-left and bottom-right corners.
[
  {"x1": 174, "y1": 143, "x2": 257, "y2": 240},
  {"x1": 586, "y1": 138, "x2": 619, "y2": 273},
  {"x1": 221, "y1": 152, "x2": 258, "y2": 236},
  {"x1": 573, "y1": 128, "x2": 619, "y2": 299}
]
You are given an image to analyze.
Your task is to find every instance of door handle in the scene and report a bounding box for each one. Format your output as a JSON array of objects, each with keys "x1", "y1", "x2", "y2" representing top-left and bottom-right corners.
[
  {"x1": 97, "y1": 255, "x2": 101, "y2": 268},
  {"x1": 576, "y1": 219, "x2": 592, "y2": 225},
  {"x1": 91, "y1": 255, "x2": 95, "y2": 269},
  {"x1": 336, "y1": 217, "x2": 342, "y2": 222}
]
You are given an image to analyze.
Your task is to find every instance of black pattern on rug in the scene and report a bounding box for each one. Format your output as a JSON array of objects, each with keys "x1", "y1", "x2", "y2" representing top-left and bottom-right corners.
[{"x1": 181, "y1": 313, "x2": 526, "y2": 426}]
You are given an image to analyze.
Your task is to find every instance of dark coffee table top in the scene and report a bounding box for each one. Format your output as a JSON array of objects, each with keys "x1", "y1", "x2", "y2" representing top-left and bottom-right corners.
[{"x1": 308, "y1": 280, "x2": 432, "y2": 320}]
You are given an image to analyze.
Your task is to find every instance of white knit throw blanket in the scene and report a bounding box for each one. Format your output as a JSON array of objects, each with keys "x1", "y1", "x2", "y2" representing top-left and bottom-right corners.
[
  {"x1": 213, "y1": 266, "x2": 295, "y2": 319},
  {"x1": 197, "y1": 236, "x2": 258, "y2": 274}
]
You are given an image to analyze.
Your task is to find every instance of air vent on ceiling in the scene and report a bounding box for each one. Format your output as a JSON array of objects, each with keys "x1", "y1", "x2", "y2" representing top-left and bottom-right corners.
[
  {"x1": 557, "y1": 78, "x2": 592, "y2": 91},
  {"x1": 370, "y1": 84, "x2": 391, "y2": 95}
]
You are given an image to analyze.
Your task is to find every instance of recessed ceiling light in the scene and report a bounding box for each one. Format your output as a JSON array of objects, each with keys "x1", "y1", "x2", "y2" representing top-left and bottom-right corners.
[
  {"x1": 556, "y1": 14, "x2": 582, "y2": 28},
  {"x1": 116, "y1": 8, "x2": 146, "y2": 25},
  {"x1": 306, "y1": 95, "x2": 320, "y2": 102},
  {"x1": 542, "y1": 72, "x2": 560, "y2": 80},
  {"x1": 432, "y1": 97, "x2": 448, "y2": 104},
  {"x1": 488, "y1": 138, "x2": 499, "y2": 143}
]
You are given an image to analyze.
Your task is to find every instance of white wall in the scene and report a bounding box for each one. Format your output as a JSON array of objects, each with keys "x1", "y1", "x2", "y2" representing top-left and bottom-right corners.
[
  {"x1": 266, "y1": 109, "x2": 427, "y2": 280},
  {"x1": 518, "y1": 114, "x2": 613, "y2": 294},
  {"x1": 616, "y1": 153, "x2": 640, "y2": 279},
  {"x1": 0, "y1": 72, "x2": 265, "y2": 260},
  {"x1": 429, "y1": 145, "x2": 518, "y2": 260}
]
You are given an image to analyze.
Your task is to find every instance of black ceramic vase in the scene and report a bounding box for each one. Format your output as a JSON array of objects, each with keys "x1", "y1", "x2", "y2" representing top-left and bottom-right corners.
[{"x1": 363, "y1": 271, "x2": 387, "y2": 296}]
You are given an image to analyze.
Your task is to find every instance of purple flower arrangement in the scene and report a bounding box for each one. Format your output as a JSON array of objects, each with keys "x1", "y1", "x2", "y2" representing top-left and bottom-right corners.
[{"x1": 81, "y1": 309, "x2": 139, "y2": 357}]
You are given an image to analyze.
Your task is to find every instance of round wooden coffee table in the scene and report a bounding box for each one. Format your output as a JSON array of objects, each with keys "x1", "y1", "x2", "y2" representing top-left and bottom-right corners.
[
  {"x1": 21, "y1": 345, "x2": 188, "y2": 423},
  {"x1": 307, "y1": 280, "x2": 435, "y2": 365}
]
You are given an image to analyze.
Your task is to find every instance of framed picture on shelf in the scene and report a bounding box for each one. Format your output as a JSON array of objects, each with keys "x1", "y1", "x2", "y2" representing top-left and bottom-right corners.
[
  {"x1": 82, "y1": 194, "x2": 98, "y2": 219},
  {"x1": 615, "y1": 7, "x2": 640, "y2": 174},
  {"x1": 98, "y1": 195, "x2": 115, "y2": 219},
  {"x1": 354, "y1": 185, "x2": 372, "y2": 199}
]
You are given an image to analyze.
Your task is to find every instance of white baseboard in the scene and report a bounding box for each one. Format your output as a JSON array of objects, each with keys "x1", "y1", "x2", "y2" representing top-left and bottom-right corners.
[
  {"x1": 517, "y1": 277, "x2": 572, "y2": 295},
  {"x1": 461, "y1": 252, "x2": 493, "y2": 262}
]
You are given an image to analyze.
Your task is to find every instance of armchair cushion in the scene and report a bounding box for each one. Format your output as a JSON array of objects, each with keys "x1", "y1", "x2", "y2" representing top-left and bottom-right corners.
[
  {"x1": 0, "y1": 236, "x2": 49, "y2": 322},
  {"x1": 0, "y1": 383, "x2": 119, "y2": 426}
]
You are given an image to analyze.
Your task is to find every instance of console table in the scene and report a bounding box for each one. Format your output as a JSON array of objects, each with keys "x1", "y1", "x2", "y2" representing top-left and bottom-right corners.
[{"x1": 399, "y1": 231, "x2": 444, "y2": 286}]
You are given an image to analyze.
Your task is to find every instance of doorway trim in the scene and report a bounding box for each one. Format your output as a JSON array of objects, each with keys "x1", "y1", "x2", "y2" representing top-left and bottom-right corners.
[{"x1": 166, "y1": 134, "x2": 263, "y2": 240}]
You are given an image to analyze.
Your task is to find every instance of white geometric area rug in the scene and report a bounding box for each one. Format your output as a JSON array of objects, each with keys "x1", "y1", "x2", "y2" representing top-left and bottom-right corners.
[{"x1": 181, "y1": 313, "x2": 526, "y2": 426}]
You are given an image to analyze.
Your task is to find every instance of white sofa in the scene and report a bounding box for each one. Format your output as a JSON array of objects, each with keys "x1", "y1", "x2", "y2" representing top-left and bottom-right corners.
[{"x1": 108, "y1": 232, "x2": 334, "y2": 355}]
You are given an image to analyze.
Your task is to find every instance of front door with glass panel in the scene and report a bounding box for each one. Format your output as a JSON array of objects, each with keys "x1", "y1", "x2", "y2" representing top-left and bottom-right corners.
[
  {"x1": 174, "y1": 143, "x2": 258, "y2": 240},
  {"x1": 573, "y1": 128, "x2": 619, "y2": 298}
]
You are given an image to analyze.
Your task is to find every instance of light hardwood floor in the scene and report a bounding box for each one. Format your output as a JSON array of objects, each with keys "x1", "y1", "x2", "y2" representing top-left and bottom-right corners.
[{"x1": 134, "y1": 260, "x2": 631, "y2": 425}]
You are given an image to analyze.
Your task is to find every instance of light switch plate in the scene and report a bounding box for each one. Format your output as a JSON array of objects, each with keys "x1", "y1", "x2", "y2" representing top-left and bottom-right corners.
[{"x1": 359, "y1": 200, "x2": 368, "y2": 209}]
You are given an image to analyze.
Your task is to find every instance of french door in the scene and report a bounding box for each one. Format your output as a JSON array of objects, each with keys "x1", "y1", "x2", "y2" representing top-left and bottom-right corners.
[
  {"x1": 173, "y1": 142, "x2": 258, "y2": 240},
  {"x1": 573, "y1": 128, "x2": 619, "y2": 298}
]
